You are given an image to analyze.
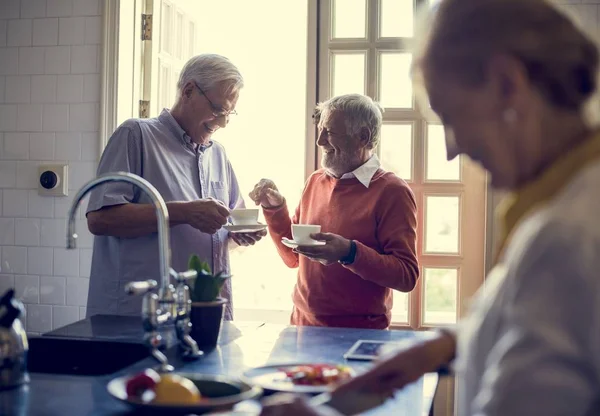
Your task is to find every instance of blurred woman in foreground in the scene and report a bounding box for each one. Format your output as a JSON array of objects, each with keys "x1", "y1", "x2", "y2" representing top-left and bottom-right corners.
[{"x1": 263, "y1": 0, "x2": 600, "y2": 414}]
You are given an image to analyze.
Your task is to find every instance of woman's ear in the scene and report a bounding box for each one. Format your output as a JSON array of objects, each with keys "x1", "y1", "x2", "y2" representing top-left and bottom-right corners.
[
  {"x1": 487, "y1": 54, "x2": 530, "y2": 109},
  {"x1": 359, "y1": 127, "x2": 372, "y2": 146}
]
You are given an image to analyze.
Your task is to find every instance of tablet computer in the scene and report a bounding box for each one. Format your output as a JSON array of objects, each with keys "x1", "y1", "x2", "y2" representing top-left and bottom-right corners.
[{"x1": 342, "y1": 340, "x2": 390, "y2": 361}]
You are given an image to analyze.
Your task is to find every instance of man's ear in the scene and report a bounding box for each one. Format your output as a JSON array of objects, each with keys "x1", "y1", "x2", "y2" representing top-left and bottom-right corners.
[
  {"x1": 359, "y1": 127, "x2": 372, "y2": 146},
  {"x1": 183, "y1": 82, "x2": 195, "y2": 99}
]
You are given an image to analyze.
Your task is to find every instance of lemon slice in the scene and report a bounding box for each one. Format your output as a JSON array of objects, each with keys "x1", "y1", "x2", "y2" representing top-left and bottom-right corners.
[{"x1": 152, "y1": 374, "x2": 202, "y2": 405}]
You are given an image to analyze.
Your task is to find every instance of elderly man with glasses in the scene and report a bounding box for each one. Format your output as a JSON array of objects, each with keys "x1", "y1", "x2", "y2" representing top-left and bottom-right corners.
[
  {"x1": 250, "y1": 94, "x2": 419, "y2": 329},
  {"x1": 85, "y1": 54, "x2": 266, "y2": 319}
]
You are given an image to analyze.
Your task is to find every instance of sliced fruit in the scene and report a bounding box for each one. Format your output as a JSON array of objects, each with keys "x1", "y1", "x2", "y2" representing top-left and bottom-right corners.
[
  {"x1": 125, "y1": 368, "x2": 161, "y2": 399},
  {"x1": 152, "y1": 374, "x2": 202, "y2": 405}
]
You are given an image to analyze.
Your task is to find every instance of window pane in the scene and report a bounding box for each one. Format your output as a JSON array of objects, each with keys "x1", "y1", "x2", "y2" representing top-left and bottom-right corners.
[
  {"x1": 380, "y1": 0, "x2": 414, "y2": 38},
  {"x1": 333, "y1": 0, "x2": 367, "y2": 38},
  {"x1": 379, "y1": 53, "x2": 412, "y2": 108},
  {"x1": 193, "y1": 0, "x2": 308, "y2": 316},
  {"x1": 425, "y1": 195, "x2": 460, "y2": 253},
  {"x1": 332, "y1": 53, "x2": 366, "y2": 96},
  {"x1": 426, "y1": 124, "x2": 460, "y2": 181},
  {"x1": 423, "y1": 268, "x2": 458, "y2": 325},
  {"x1": 379, "y1": 124, "x2": 412, "y2": 181},
  {"x1": 392, "y1": 291, "x2": 409, "y2": 323},
  {"x1": 160, "y1": 2, "x2": 172, "y2": 54},
  {"x1": 175, "y1": 11, "x2": 184, "y2": 59}
]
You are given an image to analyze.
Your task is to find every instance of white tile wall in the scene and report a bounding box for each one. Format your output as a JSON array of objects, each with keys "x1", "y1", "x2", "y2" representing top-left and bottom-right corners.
[{"x1": 2, "y1": 0, "x2": 100, "y2": 334}]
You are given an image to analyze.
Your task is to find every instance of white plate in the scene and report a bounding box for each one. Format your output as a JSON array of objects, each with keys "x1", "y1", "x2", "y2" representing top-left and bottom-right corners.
[
  {"x1": 243, "y1": 363, "x2": 355, "y2": 394},
  {"x1": 224, "y1": 223, "x2": 267, "y2": 233},
  {"x1": 107, "y1": 372, "x2": 262, "y2": 414},
  {"x1": 281, "y1": 237, "x2": 325, "y2": 249}
]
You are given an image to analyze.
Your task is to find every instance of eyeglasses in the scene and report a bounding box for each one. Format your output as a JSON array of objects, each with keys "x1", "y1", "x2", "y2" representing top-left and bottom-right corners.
[{"x1": 194, "y1": 82, "x2": 238, "y2": 118}]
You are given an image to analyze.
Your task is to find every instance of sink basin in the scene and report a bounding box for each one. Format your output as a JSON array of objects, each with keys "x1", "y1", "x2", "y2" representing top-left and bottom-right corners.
[{"x1": 27, "y1": 337, "x2": 150, "y2": 376}]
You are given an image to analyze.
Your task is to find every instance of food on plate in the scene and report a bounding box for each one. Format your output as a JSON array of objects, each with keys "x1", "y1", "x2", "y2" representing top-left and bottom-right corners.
[
  {"x1": 125, "y1": 368, "x2": 161, "y2": 399},
  {"x1": 124, "y1": 370, "x2": 203, "y2": 405},
  {"x1": 280, "y1": 364, "x2": 353, "y2": 386},
  {"x1": 153, "y1": 373, "x2": 203, "y2": 405}
]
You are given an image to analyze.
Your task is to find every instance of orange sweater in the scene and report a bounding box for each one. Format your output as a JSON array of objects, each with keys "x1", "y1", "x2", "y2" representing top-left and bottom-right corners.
[{"x1": 263, "y1": 168, "x2": 419, "y2": 329}]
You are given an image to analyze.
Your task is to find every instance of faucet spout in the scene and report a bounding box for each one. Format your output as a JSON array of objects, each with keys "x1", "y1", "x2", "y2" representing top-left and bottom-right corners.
[{"x1": 66, "y1": 171, "x2": 171, "y2": 293}]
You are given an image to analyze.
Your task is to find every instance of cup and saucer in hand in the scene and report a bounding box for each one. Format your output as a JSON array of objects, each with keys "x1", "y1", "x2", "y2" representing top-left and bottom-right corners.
[
  {"x1": 281, "y1": 224, "x2": 326, "y2": 248},
  {"x1": 224, "y1": 209, "x2": 267, "y2": 233}
]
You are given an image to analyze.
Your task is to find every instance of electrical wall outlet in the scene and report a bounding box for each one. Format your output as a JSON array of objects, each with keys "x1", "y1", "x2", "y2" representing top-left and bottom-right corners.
[{"x1": 38, "y1": 164, "x2": 68, "y2": 197}]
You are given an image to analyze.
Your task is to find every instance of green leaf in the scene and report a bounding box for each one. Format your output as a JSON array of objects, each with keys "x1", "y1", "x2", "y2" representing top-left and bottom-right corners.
[{"x1": 186, "y1": 254, "x2": 231, "y2": 302}]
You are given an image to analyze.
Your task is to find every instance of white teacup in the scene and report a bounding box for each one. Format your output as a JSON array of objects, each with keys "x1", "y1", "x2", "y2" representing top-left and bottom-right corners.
[
  {"x1": 292, "y1": 224, "x2": 321, "y2": 244},
  {"x1": 230, "y1": 208, "x2": 259, "y2": 225}
]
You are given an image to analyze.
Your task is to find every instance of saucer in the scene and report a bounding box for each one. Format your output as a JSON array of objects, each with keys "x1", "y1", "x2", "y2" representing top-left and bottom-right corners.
[
  {"x1": 281, "y1": 237, "x2": 326, "y2": 249},
  {"x1": 224, "y1": 223, "x2": 267, "y2": 233}
]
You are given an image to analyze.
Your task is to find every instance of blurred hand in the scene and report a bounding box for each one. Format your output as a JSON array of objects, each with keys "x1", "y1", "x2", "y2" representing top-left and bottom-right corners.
[
  {"x1": 293, "y1": 233, "x2": 352, "y2": 266},
  {"x1": 229, "y1": 229, "x2": 268, "y2": 246},
  {"x1": 334, "y1": 332, "x2": 456, "y2": 398},
  {"x1": 184, "y1": 198, "x2": 230, "y2": 234},
  {"x1": 249, "y1": 179, "x2": 285, "y2": 208},
  {"x1": 260, "y1": 394, "x2": 340, "y2": 416}
]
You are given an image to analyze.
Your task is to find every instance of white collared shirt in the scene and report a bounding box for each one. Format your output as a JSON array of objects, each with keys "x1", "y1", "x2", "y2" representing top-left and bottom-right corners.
[{"x1": 327, "y1": 154, "x2": 381, "y2": 188}]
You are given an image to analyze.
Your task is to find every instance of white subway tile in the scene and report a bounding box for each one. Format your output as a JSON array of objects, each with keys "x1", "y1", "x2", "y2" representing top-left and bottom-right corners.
[
  {"x1": 79, "y1": 247, "x2": 91, "y2": 277},
  {"x1": 68, "y1": 161, "x2": 95, "y2": 190},
  {"x1": 69, "y1": 103, "x2": 97, "y2": 132},
  {"x1": 7, "y1": 20, "x2": 32, "y2": 47},
  {"x1": 0, "y1": 1, "x2": 20, "y2": 19},
  {"x1": 73, "y1": 0, "x2": 99, "y2": 17},
  {"x1": 0, "y1": 218, "x2": 15, "y2": 245},
  {"x1": 2, "y1": 189, "x2": 28, "y2": 216},
  {"x1": 15, "y1": 274, "x2": 40, "y2": 303},
  {"x1": 47, "y1": 0, "x2": 72, "y2": 17},
  {"x1": 65, "y1": 276, "x2": 88, "y2": 306},
  {"x1": 44, "y1": 46, "x2": 70, "y2": 74},
  {"x1": 28, "y1": 190, "x2": 54, "y2": 218},
  {"x1": 42, "y1": 104, "x2": 69, "y2": 131},
  {"x1": 4, "y1": 133, "x2": 29, "y2": 160},
  {"x1": 82, "y1": 73, "x2": 98, "y2": 102},
  {"x1": 55, "y1": 132, "x2": 80, "y2": 160},
  {"x1": 0, "y1": 161, "x2": 17, "y2": 188},
  {"x1": 0, "y1": 48, "x2": 19, "y2": 75},
  {"x1": 2, "y1": 247, "x2": 28, "y2": 274},
  {"x1": 40, "y1": 218, "x2": 64, "y2": 246},
  {"x1": 0, "y1": 21, "x2": 6, "y2": 47},
  {"x1": 81, "y1": 132, "x2": 97, "y2": 161},
  {"x1": 53, "y1": 305, "x2": 79, "y2": 329},
  {"x1": 5, "y1": 76, "x2": 31, "y2": 104},
  {"x1": 31, "y1": 75, "x2": 56, "y2": 103},
  {"x1": 40, "y1": 275, "x2": 64, "y2": 304},
  {"x1": 79, "y1": 306, "x2": 86, "y2": 319},
  {"x1": 28, "y1": 247, "x2": 53, "y2": 276},
  {"x1": 56, "y1": 74, "x2": 82, "y2": 102},
  {"x1": 33, "y1": 18, "x2": 58, "y2": 46},
  {"x1": 21, "y1": 0, "x2": 47, "y2": 18},
  {"x1": 58, "y1": 16, "x2": 84, "y2": 45},
  {"x1": 29, "y1": 132, "x2": 55, "y2": 159},
  {"x1": 84, "y1": 16, "x2": 100, "y2": 44},
  {"x1": 53, "y1": 247, "x2": 78, "y2": 276},
  {"x1": 27, "y1": 304, "x2": 52, "y2": 333},
  {"x1": 71, "y1": 44, "x2": 96, "y2": 74},
  {"x1": 18, "y1": 47, "x2": 45, "y2": 75},
  {"x1": 0, "y1": 104, "x2": 17, "y2": 130},
  {"x1": 16, "y1": 218, "x2": 40, "y2": 246},
  {"x1": 53, "y1": 193, "x2": 77, "y2": 218},
  {"x1": 0, "y1": 76, "x2": 5, "y2": 102},
  {"x1": 16, "y1": 161, "x2": 38, "y2": 189},
  {"x1": 0, "y1": 275, "x2": 15, "y2": 294},
  {"x1": 17, "y1": 104, "x2": 43, "y2": 132}
]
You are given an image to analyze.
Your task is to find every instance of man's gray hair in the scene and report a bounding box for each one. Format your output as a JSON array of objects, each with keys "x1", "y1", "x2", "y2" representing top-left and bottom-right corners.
[
  {"x1": 177, "y1": 54, "x2": 244, "y2": 94},
  {"x1": 315, "y1": 94, "x2": 384, "y2": 149}
]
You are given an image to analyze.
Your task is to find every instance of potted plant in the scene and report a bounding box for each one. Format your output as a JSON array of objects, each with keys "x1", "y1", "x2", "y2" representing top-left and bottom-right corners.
[{"x1": 186, "y1": 254, "x2": 231, "y2": 350}]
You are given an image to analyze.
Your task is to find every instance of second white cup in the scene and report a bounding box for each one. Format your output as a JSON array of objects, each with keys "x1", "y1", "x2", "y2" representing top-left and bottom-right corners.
[{"x1": 292, "y1": 224, "x2": 321, "y2": 244}]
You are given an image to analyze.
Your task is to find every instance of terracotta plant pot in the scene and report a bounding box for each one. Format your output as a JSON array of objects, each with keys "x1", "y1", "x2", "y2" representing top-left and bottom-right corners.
[{"x1": 189, "y1": 298, "x2": 227, "y2": 351}]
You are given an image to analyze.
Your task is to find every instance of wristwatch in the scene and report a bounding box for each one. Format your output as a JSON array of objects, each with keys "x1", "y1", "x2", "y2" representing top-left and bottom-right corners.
[{"x1": 338, "y1": 240, "x2": 357, "y2": 265}]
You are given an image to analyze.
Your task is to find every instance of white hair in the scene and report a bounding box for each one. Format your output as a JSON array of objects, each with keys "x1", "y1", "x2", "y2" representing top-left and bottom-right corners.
[
  {"x1": 177, "y1": 54, "x2": 244, "y2": 94},
  {"x1": 315, "y1": 94, "x2": 384, "y2": 149}
]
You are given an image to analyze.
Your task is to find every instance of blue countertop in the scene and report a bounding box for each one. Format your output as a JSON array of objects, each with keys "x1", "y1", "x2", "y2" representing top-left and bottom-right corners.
[{"x1": 1, "y1": 315, "x2": 438, "y2": 415}]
